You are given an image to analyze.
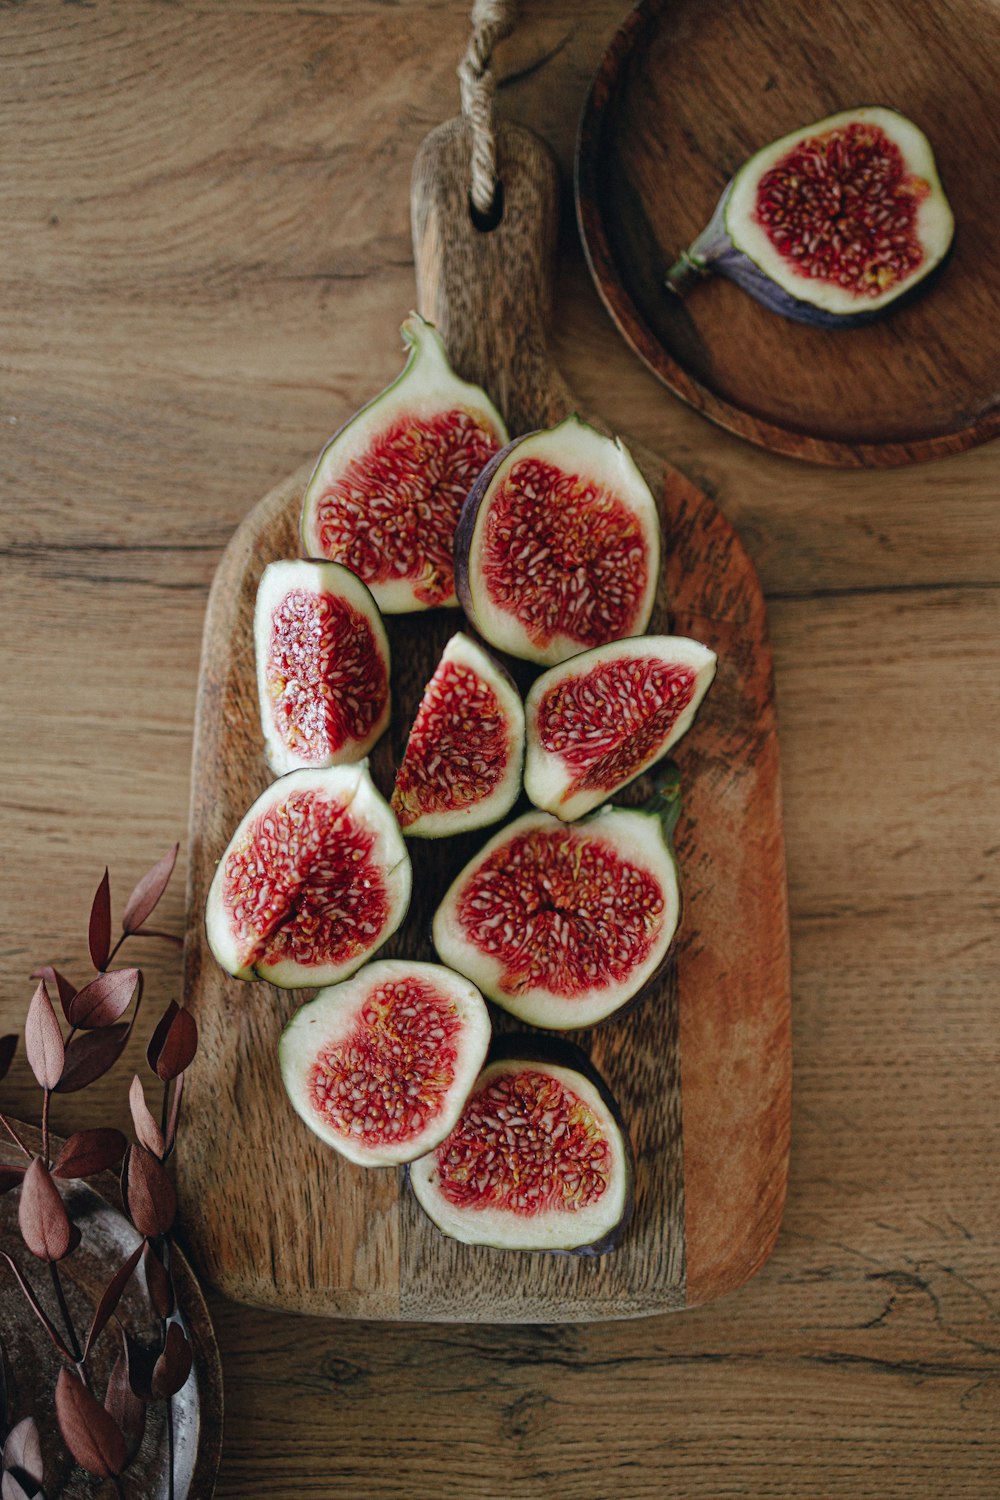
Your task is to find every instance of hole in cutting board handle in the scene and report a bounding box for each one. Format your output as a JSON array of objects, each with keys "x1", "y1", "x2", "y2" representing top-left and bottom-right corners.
[{"x1": 468, "y1": 180, "x2": 505, "y2": 233}]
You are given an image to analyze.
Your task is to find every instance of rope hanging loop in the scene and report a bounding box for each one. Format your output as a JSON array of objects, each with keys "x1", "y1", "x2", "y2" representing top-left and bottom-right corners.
[{"x1": 458, "y1": 0, "x2": 518, "y2": 219}]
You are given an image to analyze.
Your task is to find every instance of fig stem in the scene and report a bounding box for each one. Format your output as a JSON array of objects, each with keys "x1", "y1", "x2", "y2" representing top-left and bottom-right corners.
[
  {"x1": 665, "y1": 250, "x2": 709, "y2": 295},
  {"x1": 642, "y1": 762, "x2": 683, "y2": 840}
]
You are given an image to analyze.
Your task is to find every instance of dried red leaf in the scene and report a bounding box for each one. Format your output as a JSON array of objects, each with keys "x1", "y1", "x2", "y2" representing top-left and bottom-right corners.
[
  {"x1": 151, "y1": 1321, "x2": 193, "y2": 1400},
  {"x1": 88, "y1": 868, "x2": 112, "y2": 973},
  {"x1": 142, "y1": 1240, "x2": 174, "y2": 1319},
  {"x1": 146, "y1": 1001, "x2": 177, "y2": 1073},
  {"x1": 18, "y1": 1158, "x2": 71, "y2": 1262},
  {"x1": 2, "y1": 1415, "x2": 43, "y2": 1486},
  {"x1": 24, "y1": 981, "x2": 64, "y2": 1091},
  {"x1": 128, "y1": 1074, "x2": 165, "y2": 1158},
  {"x1": 150, "y1": 1006, "x2": 197, "y2": 1083},
  {"x1": 105, "y1": 1342, "x2": 146, "y2": 1463},
  {"x1": 54, "y1": 1023, "x2": 129, "y2": 1094},
  {"x1": 67, "y1": 968, "x2": 140, "y2": 1031},
  {"x1": 1, "y1": 1471, "x2": 33, "y2": 1500},
  {"x1": 124, "y1": 1330, "x2": 157, "y2": 1403},
  {"x1": 122, "y1": 844, "x2": 178, "y2": 935},
  {"x1": 0, "y1": 1034, "x2": 18, "y2": 1086},
  {"x1": 55, "y1": 1367, "x2": 127, "y2": 1478},
  {"x1": 0, "y1": 1165, "x2": 26, "y2": 1195},
  {"x1": 30, "y1": 964, "x2": 77, "y2": 1022},
  {"x1": 124, "y1": 1145, "x2": 176, "y2": 1238},
  {"x1": 165, "y1": 1070, "x2": 185, "y2": 1155},
  {"x1": 53, "y1": 1127, "x2": 128, "y2": 1180},
  {"x1": 84, "y1": 1240, "x2": 144, "y2": 1359}
]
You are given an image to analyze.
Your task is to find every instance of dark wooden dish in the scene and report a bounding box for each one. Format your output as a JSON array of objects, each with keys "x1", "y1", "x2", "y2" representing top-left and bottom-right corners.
[
  {"x1": 0, "y1": 1128, "x2": 222, "y2": 1499},
  {"x1": 576, "y1": 0, "x2": 1000, "y2": 467},
  {"x1": 175, "y1": 120, "x2": 791, "y2": 1322}
]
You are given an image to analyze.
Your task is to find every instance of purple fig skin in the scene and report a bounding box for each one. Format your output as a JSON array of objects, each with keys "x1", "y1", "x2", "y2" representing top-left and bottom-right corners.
[
  {"x1": 453, "y1": 432, "x2": 536, "y2": 630},
  {"x1": 407, "y1": 1032, "x2": 635, "y2": 1257}
]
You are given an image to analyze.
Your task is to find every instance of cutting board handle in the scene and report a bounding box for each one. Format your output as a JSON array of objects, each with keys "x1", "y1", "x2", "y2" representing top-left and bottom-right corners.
[{"x1": 411, "y1": 118, "x2": 569, "y2": 435}]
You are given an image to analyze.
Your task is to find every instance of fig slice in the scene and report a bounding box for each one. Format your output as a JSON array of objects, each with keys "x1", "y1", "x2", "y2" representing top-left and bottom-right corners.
[
  {"x1": 666, "y1": 106, "x2": 955, "y2": 327},
  {"x1": 254, "y1": 559, "x2": 390, "y2": 776},
  {"x1": 454, "y1": 413, "x2": 661, "y2": 666},
  {"x1": 391, "y1": 632, "x2": 525, "y2": 839},
  {"x1": 205, "y1": 763, "x2": 411, "y2": 989},
  {"x1": 278, "y1": 960, "x2": 491, "y2": 1167},
  {"x1": 524, "y1": 635, "x2": 716, "y2": 821},
  {"x1": 408, "y1": 1040, "x2": 633, "y2": 1253},
  {"x1": 432, "y1": 771, "x2": 683, "y2": 1029},
  {"x1": 301, "y1": 313, "x2": 508, "y2": 612}
]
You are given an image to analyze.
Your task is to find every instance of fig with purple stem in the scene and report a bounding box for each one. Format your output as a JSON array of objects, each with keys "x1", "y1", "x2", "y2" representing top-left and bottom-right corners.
[
  {"x1": 408, "y1": 1039, "x2": 633, "y2": 1253},
  {"x1": 666, "y1": 107, "x2": 955, "y2": 327},
  {"x1": 524, "y1": 635, "x2": 716, "y2": 821},
  {"x1": 432, "y1": 768, "x2": 683, "y2": 1029},
  {"x1": 278, "y1": 960, "x2": 491, "y2": 1167},
  {"x1": 301, "y1": 313, "x2": 508, "y2": 612},
  {"x1": 205, "y1": 763, "x2": 411, "y2": 989},
  {"x1": 454, "y1": 413, "x2": 661, "y2": 666},
  {"x1": 254, "y1": 559, "x2": 391, "y2": 776},
  {"x1": 391, "y1": 632, "x2": 524, "y2": 838}
]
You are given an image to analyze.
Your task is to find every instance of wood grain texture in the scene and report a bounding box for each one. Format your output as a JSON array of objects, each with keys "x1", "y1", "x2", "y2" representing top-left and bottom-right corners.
[
  {"x1": 1, "y1": 1, "x2": 997, "y2": 1493},
  {"x1": 175, "y1": 117, "x2": 790, "y2": 1321},
  {"x1": 576, "y1": 0, "x2": 1000, "y2": 465}
]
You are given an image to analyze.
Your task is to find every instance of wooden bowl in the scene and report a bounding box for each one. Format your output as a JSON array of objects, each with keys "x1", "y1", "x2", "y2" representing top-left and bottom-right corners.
[{"x1": 575, "y1": 0, "x2": 1000, "y2": 466}]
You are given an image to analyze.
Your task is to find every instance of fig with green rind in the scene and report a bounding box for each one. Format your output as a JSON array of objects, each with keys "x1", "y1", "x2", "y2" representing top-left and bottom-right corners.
[
  {"x1": 666, "y1": 107, "x2": 955, "y2": 327},
  {"x1": 205, "y1": 763, "x2": 411, "y2": 990},
  {"x1": 525, "y1": 634, "x2": 716, "y2": 821},
  {"x1": 432, "y1": 767, "x2": 684, "y2": 1029},
  {"x1": 391, "y1": 632, "x2": 525, "y2": 839},
  {"x1": 254, "y1": 558, "x2": 391, "y2": 777},
  {"x1": 408, "y1": 1037, "x2": 634, "y2": 1253},
  {"x1": 278, "y1": 960, "x2": 491, "y2": 1167},
  {"x1": 301, "y1": 313, "x2": 508, "y2": 612},
  {"x1": 454, "y1": 413, "x2": 661, "y2": 667}
]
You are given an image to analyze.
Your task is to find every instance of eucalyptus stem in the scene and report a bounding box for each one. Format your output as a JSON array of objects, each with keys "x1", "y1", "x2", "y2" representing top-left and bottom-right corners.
[
  {"x1": 41, "y1": 1088, "x2": 51, "y2": 1166},
  {"x1": 0, "y1": 1113, "x2": 33, "y2": 1159},
  {"x1": 48, "y1": 1261, "x2": 88, "y2": 1388}
]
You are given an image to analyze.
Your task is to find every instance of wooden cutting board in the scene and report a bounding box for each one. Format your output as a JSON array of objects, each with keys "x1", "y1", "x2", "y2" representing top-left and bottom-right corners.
[{"x1": 175, "y1": 119, "x2": 791, "y2": 1322}]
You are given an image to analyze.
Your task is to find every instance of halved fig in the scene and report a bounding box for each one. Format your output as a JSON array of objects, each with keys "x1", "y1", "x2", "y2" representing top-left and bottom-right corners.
[
  {"x1": 254, "y1": 559, "x2": 390, "y2": 776},
  {"x1": 455, "y1": 413, "x2": 661, "y2": 666},
  {"x1": 409, "y1": 1040, "x2": 633, "y2": 1253},
  {"x1": 524, "y1": 635, "x2": 716, "y2": 821},
  {"x1": 666, "y1": 106, "x2": 955, "y2": 327},
  {"x1": 432, "y1": 772, "x2": 682, "y2": 1029},
  {"x1": 205, "y1": 763, "x2": 411, "y2": 989},
  {"x1": 278, "y1": 960, "x2": 491, "y2": 1166},
  {"x1": 301, "y1": 313, "x2": 507, "y2": 612},
  {"x1": 391, "y1": 633, "x2": 524, "y2": 838}
]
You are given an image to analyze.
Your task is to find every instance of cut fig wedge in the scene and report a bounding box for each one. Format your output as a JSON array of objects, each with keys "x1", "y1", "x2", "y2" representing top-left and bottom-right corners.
[
  {"x1": 391, "y1": 633, "x2": 524, "y2": 839},
  {"x1": 409, "y1": 1040, "x2": 633, "y2": 1253},
  {"x1": 525, "y1": 635, "x2": 716, "y2": 821},
  {"x1": 278, "y1": 960, "x2": 491, "y2": 1167},
  {"x1": 254, "y1": 559, "x2": 390, "y2": 776},
  {"x1": 666, "y1": 106, "x2": 955, "y2": 327},
  {"x1": 301, "y1": 313, "x2": 507, "y2": 612},
  {"x1": 205, "y1": 763, "x2": 411, "y2": 989},
  {"x1": 455, "y1": 413, "x2": 661, "y2": 666},
  {"x1": 432, "y1": 771, "x2": 683, "y2": 1029}
]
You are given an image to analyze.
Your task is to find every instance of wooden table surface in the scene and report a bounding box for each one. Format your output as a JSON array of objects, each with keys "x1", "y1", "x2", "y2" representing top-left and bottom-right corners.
[{"x1": 2, "y1": 3, "x2": 997, "y2": 1496}]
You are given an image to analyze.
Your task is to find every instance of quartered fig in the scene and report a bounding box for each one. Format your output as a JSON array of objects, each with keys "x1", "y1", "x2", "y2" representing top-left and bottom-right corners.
[
  {"x1": 408, "y1": 1039, "x2": 633, "y2": 1253},
  {"x1": 205, "y1": 763, "x2": 411, "y2": 989},
  {"x1": 524, "y1": 635, "x2": 716, "y2": 821},
  {"x1": 666, "y1": 106, "x2": 955, "y2": 327},
  {"x1": 455, "y1": 413, "x2": 661, "y2": 666},
  {"x1": 254, "y1": 559, "x2": 390, "y2": 776},
  {"x1": 432, "y1": 771, "x2": 683, "y2": 1029},
  {"x1": 391, "y1": 633, "x2": 524, "y2": 839},
  {"x1": 278, "y1": 960, "x2": 491, "y2": 1166},
  {"x1": 301, "y1": 313, "x2": 508, "y2": 612}
]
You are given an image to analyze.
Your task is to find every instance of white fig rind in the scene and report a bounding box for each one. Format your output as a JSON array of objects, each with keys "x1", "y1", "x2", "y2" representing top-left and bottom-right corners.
[
  {"x1": 393, "y1": 632, "x2": 525, "y2": 839},
  {"x1": 524, "y1": 635, "x2": 716, "y2": 821},
  {"x1": 254, "y1": 559, "x2": 391, "y2": 777},
  {"x1": 205, "y1": 763, "x2": 411, "y2": 989},
  {"x1": 278, "y1": 960, "x2": 491, "y2": 1167}
]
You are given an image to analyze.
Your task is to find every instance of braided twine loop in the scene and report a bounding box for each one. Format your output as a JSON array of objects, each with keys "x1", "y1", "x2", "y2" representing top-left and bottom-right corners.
[{"x1": 458, "y1": 0, "x2": 518, "y2": 216}]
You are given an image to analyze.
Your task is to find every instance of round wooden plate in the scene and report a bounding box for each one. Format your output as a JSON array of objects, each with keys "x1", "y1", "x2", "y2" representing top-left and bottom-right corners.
[{"x1": 575, "y1": 0, "x2": 1000, "y2": 467}]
